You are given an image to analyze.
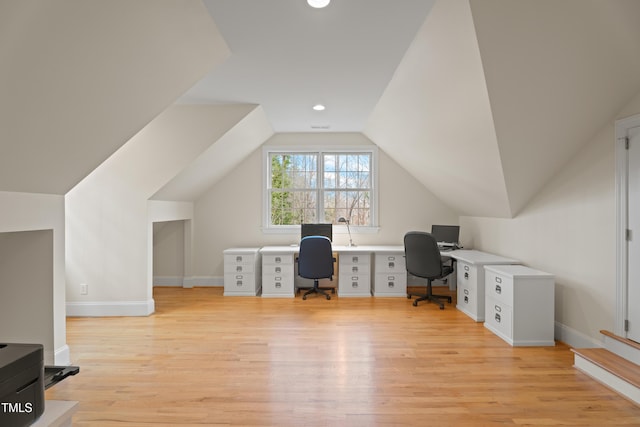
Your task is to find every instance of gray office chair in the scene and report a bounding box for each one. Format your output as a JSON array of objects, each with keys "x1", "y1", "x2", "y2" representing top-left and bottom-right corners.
[
  {"x1": 297, "y1": 235, "x2": 334, "y2": 300},
  {"x1": 404, "y1": 231, "x2": 454, "y2": 309}
]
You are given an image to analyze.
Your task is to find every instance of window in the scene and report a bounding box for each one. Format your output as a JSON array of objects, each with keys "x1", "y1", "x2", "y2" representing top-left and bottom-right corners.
[{"x1": 265, "y1": 148, "x2": 376, "y2": 228}]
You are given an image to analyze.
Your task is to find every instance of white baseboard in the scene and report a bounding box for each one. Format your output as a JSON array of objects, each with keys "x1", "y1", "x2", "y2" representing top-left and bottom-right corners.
[
  {"x1": 153, "y1": 276, "x2": 224, "y2": 288},
  {"x1": 153, "y1": 276, "x2": 184, "y2": 287},
  {"x1": 66, "y1": 299, "x2": 155, "y2": 317},
  {"x1": 52, "y1": 344, "x2": 71, "y2": 366},
  {"x1": 555, "y1": 322, "x2": 603, "y2": 348},
  {"x1": 183, "y1": 276, "x2": 223, "y2": 287}
]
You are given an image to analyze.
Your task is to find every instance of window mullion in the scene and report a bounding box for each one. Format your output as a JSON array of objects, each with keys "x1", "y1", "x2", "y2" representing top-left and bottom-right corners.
[{"x1": 317, "y1": 152, "x2": 323, "y2": 223}]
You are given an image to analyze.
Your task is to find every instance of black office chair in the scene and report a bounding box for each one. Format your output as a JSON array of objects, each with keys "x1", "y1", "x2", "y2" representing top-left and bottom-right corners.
[
  {"x1": 297, "y1": 236, "x2": 335, "y2": 300},
  {"x1": 404, "y1": 231, "x2": 454, "y2": 309}
]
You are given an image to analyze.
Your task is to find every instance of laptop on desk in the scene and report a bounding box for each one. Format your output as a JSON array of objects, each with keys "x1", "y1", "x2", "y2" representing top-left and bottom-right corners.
[{"x1": 431, "y1": 225, "x2": 460, "y2": 251}]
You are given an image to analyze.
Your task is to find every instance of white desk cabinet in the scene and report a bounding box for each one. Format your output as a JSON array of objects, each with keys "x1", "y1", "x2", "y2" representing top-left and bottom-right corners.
[
  {"x1": 449, "y1": 250, "x2": 520, "y2": 322},
  {"x1": 484, "y1": 265, "x2": 555, "y2": 347},
  {"x1": 223, "y1": 248, "x2": 261, "y2": 296},
  {"x1": 338, "y1": 249, "x2": 372, "y2": 297},
  {"x1": 373, "y1": 246, "x2": 406, "y2": 297},
  {"x1": 260, "y1": 246, "x2": 297, "y2": 298}
]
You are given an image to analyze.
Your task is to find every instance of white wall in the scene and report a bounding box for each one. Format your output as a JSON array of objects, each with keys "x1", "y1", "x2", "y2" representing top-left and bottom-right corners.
[
  {"x1": 0, "y1": 0, "x2": 228, "y2": 195},
  {"x1": 153, "y1": 221, "x2": 185, "y2": 279},
  {"x1": 0, "y1": 192, "x2": 67, "y2": 364},
  {"x1": 193, "y1": 133, "x2": 459, "y2": 279},
  {"x1": 66, "y1": 105, "x2": 255, "y2": 316},
  {"x1": 460, "y1": 90, "x2": 640, "y2": 347}
]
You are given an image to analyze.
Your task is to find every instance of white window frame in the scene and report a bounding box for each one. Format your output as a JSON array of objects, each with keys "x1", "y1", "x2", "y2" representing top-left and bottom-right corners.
[{"x1": 262, "y1": 145, "x2": 379, "y2": 234}]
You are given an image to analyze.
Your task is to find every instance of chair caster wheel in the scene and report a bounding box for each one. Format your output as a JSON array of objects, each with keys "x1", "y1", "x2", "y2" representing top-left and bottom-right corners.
[
  {"x1": 302, "y1": 295, "x2": 307, "y2": 300},
  {"x1": 326, "y1": 295, "x2": 331, "y2": 300},
  {"x1": 439, "y1": 305, "x2": 444, "y2": 310},
  {"x1": 407, "y1": 295, "x2": 411, "y2": 299},
  {"x1": 412, "y1": 300, "x2": 418, "y2": 307}
]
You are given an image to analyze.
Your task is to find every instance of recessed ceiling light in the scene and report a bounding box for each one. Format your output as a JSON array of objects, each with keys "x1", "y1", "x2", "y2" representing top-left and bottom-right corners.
[
  {"x1": 307, "y1": 0, "x2": 330, "y2": 9},
  {"x1": 313, "y1": 104, "x2": 326, "y2": 111}
]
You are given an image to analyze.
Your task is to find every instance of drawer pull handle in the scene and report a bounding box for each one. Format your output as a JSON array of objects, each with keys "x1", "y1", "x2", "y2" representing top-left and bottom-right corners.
[
  {"x1": 495, "y1": 313, "x2": 501, "y2": 323},
  {"x1": 275, "y1": 282, "x2": 281, "y2": 288},
  {"x1": 236, "y1": 281, "x2": 243, "y2": 286},
  {"x1": 464, "y1": 289, "x2": 469, "y2": 295},
  {"x1": 464, "y1": 296, "x2": 468, "y2": 303},
  {"x1": 352, "y1": 266, "x2": 358, "y2": 273},
  {"x1": 464, "y1": 265, "x2": 469, "y2": 271},
  {"x1": 236, "y1": 275, "x2": 243, "y2": 279},
  {"x1": 353, "y1": 256, "x2": 359, "y2": 263},
  {"x1": 495, "y1": 284, "x2": 501, "y2": 294},
  {"x1": 495, "y1": 276, "x2": 502, "y2": 284},
  {"x1": 236, "y1": 266, "x2": 243, "y2": 272},
  {"x1": 388, "y1": 256, "x2": 395, "y2": 261},
  {"x1": 464, "y1": 272, "x2": 469, "y2": 280},
  {"x1": 236, "y1": 256, "x2": 242, "y2": 262},
  {"x1": 388, "y1": 282, "x2": 395, "y2": 288},
  {"x1": 352, "y1": 282, "x2": 359, "y2": 288},
  {"x1": 275, "y1": 257, "x2": 281, "y2": 263},
  {"x1": 495, "y1": 305, "x2": 502, "y2": 312},
  {"x1": 388, "y1": 262, "x2": 395, "y2": 268}
]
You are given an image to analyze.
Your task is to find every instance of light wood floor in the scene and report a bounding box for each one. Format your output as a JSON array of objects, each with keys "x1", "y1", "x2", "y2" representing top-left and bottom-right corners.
[{"x1": 46, "y1": 287, "x2": 640, "y2": 426}]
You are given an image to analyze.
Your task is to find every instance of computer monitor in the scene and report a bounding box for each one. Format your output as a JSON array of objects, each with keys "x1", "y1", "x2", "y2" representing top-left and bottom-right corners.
[
  {"x1": 431, "y1": 225, "x2": 460, "y2": 246},
  {"x1": 301, "y1": 223, "x2": 333, "y2": 242}
]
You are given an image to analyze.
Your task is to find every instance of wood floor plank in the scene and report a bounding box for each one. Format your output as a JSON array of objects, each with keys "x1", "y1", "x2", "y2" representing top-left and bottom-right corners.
[{"x1": 46, "y1": 287, "x2": 640, "y2": 426}]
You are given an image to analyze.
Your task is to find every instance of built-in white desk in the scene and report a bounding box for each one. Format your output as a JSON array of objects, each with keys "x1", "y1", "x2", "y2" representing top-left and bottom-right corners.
[
  {"x1": 445, "y1": 250, "x2": 520, "y2": 322},
  {"x1": 259, "y1": 245, "x2": 408, "y2": 298}
]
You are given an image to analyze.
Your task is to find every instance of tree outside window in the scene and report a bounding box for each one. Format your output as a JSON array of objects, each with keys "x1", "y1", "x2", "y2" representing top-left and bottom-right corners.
[{"x1": 268, "y1": 151, "x2": 373, "y2": 226}]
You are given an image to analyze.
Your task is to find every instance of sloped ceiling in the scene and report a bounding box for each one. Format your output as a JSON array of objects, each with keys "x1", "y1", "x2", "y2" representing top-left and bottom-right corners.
[
  {"x1": 151, "y1": 106, "x2": 273, "y2": 201},
  {"x1": 0, "y1": 0, "x2": 228, "y2": 194},
  {"x1": 364, "y1": 0, "x2": 510, "y2": 218},
  {"x1": 180, "y1": 0, "x2": 435, "y2": 132},
  {"x1": 365, "y1": 0, "x2": 640, "y2": 218},
  {"x1": 4, "y1": 0, "x2": 640, "y2": 217},
  {"x1": 470, "y1": 0, "x2": 640, "y2": 215}
]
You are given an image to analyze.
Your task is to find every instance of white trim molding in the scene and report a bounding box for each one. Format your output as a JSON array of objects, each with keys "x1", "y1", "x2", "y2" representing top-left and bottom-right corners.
[
  {"x1": 66, "y1": 299, "x2": 155, "y2": 317},
  {"x1": 555, "y1": 321, "x2": 602, "y2": 349},
  {"x1": 615, "y1": 113, "x2": 640, "y2": 337},
  {"x1": 183, "y1": 276, "x2": 223, "y2": 287},
  {"x1": 153, "y1": 276, "x2": 185, "y2": 287}
]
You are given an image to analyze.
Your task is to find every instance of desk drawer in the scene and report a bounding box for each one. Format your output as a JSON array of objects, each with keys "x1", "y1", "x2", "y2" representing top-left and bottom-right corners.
[
  {"x1": 262, "y1": 274, "x2": 294, "y2": 296},
  {"x1": 373, "y1": 273, "x2": 406, "y2": 296},
  {"x1": 224, "y1": 262, "x2": 256, "y2": 274},
  {"x1": 224, "y1": 253, "x2": 257, "y2": 265},
  {"x1": 374, "y1": 254, "x2": 405, "y2": 273},
  {"x1": 340, "y1": 253, "x2": 371, "y2": 267},
  {"x1": 338, "y1": 274, "x2": 371, "y2": 296},
  {"x1": 262, "y1": 264, "x2": 294, "y2": 276},
  {"x1": 262, "y1": 254, "x2": 294, "y2": 266},
  {"x1": 485, "y1": 295, "x2": 512, "y2": 339},
  {"x1": 485, "y1": 269, "x2": 514, "y2": 305},
  {"x1": 457, "y1": 261, "x2": 477, "y2": 292},
  {"x1": 223, "y1": 273, "x2": 258, "y2": 296},
  {"x1": 457, "y1": 285, "x2": 476, "y2": 311}
]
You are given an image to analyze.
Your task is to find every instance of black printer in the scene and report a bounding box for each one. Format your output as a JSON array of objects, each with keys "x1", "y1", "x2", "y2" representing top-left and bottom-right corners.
[{"x1": 0, "y1": 343, "x2": 44, "y2": 427}]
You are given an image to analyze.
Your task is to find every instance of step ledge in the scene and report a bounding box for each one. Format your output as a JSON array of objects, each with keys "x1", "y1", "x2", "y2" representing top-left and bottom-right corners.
[
  {"x1": 572, "y1": 348, "x2": 640, "y2": 389},
  {"x1": 600, "y1": 330, "x2": 640, "y2": 365},
  {"x1": 573, "y1": 349, "x2": 640, "y2": 405},
  {"x1": 600, "y1": 330, "x2": 640, "y2": 351}
]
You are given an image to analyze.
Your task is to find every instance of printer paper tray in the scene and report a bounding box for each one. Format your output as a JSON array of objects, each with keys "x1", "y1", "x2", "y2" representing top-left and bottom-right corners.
[{"x1": 44, "y1": 365, "x2": 79, "y2": 390}]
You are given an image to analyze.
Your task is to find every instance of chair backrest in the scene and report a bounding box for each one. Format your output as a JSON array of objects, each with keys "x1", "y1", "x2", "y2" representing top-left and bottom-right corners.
[
  {"x1": 298, "y1": 235, "x2": 334, "y2": 280},
  {"x1": 404, "y1": 231, "x2": 443, "y2": 279}
]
